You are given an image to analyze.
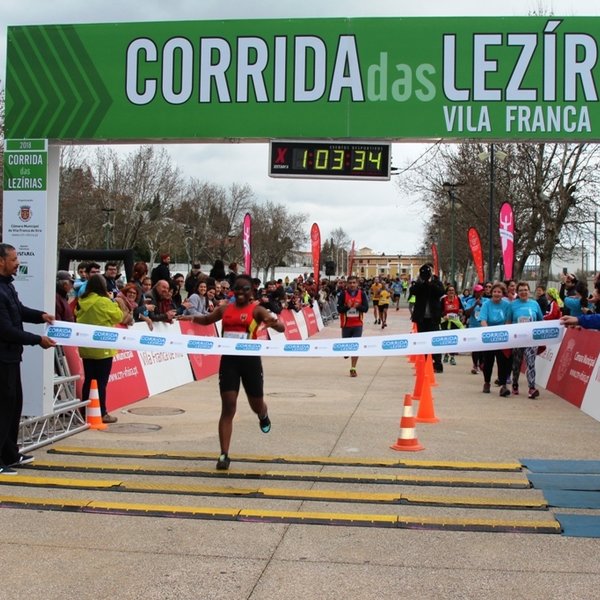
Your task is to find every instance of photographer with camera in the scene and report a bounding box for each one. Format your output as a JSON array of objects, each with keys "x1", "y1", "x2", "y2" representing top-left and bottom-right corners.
[{"x1": 410, "y1": 263, "x2": 446, "y2": 373}]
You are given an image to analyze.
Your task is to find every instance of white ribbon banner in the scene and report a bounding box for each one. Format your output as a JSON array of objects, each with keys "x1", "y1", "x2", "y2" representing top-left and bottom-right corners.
[{"x1": 46, "y1": 320, "x2": 565, "y2": 358}]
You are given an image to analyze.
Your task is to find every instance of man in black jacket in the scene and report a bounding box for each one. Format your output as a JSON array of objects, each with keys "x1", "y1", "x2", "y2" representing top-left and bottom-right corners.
[
  {"x1": 410, "y1": 263, "x2": 445, "y2": 373},
  {"x1": 0, "y1": 244, "x2": 56, "y2": 475},
  {"x1": 151, "y1": 254, "x2": 171, "y2": 286}
]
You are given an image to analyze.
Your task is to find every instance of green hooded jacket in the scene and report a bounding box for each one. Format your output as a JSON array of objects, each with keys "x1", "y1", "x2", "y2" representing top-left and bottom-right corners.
[{"x1": 75, "y1": 292, "x2": 123, "y2": 359}]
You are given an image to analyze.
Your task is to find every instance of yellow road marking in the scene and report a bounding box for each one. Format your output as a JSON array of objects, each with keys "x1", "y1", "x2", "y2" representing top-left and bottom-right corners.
[{"x1": 48, "y1": 445, "x2": 522, "y2": 471}]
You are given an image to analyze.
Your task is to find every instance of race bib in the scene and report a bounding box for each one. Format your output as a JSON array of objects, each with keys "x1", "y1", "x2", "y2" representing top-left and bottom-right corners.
[{"x1": 223, "y1": 331, "x2": 247, "y2": 339}]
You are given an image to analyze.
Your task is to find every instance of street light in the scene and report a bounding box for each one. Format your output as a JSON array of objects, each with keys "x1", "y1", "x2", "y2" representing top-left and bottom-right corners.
[
  {"x1": 478, "y1": 144, "x2": 507, "y2": 281},
  {"x1": 442, "y1": 182, "x2": 459, "y2": 286},
  {"x1": 101, "y1": 207, "x2": 115, "y2": 249}
]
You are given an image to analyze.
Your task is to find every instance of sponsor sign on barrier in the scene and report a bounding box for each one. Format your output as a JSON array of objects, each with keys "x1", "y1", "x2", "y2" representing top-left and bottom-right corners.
[
  {"x1": 546, "y1": 328, "x2": 600, "y2": 409},
  {"x1": 280, "y1": 309, "x2": 302, "y2": 340},
  {"x1": 178, "y1": 321, "x2": 220, "y2": 382},
  {"x1": 302, "y1": 306, "x2": 320, "y2": 337}
]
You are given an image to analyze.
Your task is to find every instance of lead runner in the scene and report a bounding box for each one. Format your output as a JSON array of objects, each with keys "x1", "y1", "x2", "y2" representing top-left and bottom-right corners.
[{"x1": 177, "y1": 274, "x2": 285, "y2": 470}]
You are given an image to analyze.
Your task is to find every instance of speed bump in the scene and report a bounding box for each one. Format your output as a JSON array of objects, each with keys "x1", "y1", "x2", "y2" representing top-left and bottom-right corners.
[{"x1": 0, "y1": 494, "x2": 560, "y2": 533}]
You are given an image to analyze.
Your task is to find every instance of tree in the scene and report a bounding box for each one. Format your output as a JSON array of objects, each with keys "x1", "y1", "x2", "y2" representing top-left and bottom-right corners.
[
  {"x1": 91, "y1": 145, "x2": 184, "y2": 256},
  {"x1": 173, "y1": 180, "x2": 254, "y2": 266},
  {"x1": 407, "y1": 142, "x2": 600, "y2": 285},
  {"x1": 250, "y1": 200, "x2": 307, "y2": 281}
]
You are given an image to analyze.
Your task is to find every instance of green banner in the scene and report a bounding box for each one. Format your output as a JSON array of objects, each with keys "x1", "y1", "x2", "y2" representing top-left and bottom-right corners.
[
  {"x1": 5, "y1": 17, "x2": 600, "y2": 142},
  {"x1": 3, "y1": 139, "x2": 48, "y2": 191}
]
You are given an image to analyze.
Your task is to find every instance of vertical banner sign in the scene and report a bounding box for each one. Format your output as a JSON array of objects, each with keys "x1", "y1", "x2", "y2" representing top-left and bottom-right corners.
[
  {"x1": 431, "y1": 243, "x2": 439, "y2": 277},
  {"x1": 499, "y1": 203, "x2": 514, "y2": 280},
  {"x1": 310, "y1": 223, "x2": 321, "y2": 279},
  {"x1": 3, "y1": 138, "x2": 55, "y2": 415},
  {"x1": 2, "y1": 139, "x2": 48, "y2": 297},
  {"x1": 348, "y1": 240, "x2": 356, "y2": 276},
  {"x1": 243, "y1": 212, "x2": 252, "y2": 276},
  {"x1": 468, "y1": 227, "x2": 485, "y2": 283}
]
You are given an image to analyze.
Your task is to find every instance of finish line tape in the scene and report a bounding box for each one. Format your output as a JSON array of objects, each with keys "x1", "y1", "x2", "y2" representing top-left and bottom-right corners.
[{"x1": 46, "y1": 320, "x2": 564, "y2": 358}]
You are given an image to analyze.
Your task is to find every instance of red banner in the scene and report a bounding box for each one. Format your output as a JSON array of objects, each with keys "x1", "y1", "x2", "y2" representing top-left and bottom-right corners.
[
  {"x1": 546, "y1": 328, "x2": 600, "y2": 409},
  {"x1": 243, "y1": 212, "x2": 252, "y2": 275},
  {"x1": 310, "y1": 223, "x2": 321, "y2": 279},
  {"x1": 467, "y1": 227, "x2": 485, "y2": 283},
  {"x1": 302, "y1": 306, "x2": 319, "y2": 337},
  {"x1": 348, "y1": 240, "x2": 355, "y2": 275},
  {"x1": 431, "y1": 243, "x2": 439, "y2": 277},
  {"x1": 178, "y1": 321, "x2": 221, "y2": 381},
  {"x1": 279, "y1": 309, "x2": 302, "y2": 339},
  {"x1": 499, "y1": 202, "x2": 514, "y2": 280}
]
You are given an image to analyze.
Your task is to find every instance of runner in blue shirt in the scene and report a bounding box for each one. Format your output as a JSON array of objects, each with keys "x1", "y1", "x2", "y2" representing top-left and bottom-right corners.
[
  {"x1": 507, "y1": 281, "x2": 544, "y2": 398},
  {"x1": 479, "y1": 283, "x2": 512, "y2": 396},
  {"x1": 462, "y1": 284, "x2": 489, "y2": 374}
]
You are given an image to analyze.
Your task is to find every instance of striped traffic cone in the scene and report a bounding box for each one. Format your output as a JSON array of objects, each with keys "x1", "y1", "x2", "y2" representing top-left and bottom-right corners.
[
  {"x1": 390, "y1": 393, "x2": 425, "y2": 452},
  {"x1": 86, "y1": 379, "x2": 107, "y2": 431}
]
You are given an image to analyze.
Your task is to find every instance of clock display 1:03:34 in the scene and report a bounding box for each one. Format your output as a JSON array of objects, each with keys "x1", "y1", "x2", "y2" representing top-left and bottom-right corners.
[{"x1": 269, "y1": 140, "x2": 391, "y2": 180}]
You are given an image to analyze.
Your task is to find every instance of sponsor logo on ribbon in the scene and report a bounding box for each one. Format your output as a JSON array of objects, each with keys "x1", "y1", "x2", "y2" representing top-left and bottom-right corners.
[
  {"x1": 187, "y1": 339, "x2": 214, "y2": 350},
  {"x1": 532, "y1": 327, "x2": 560, "y2": 340},
  {"x1": 48, "y1": 326, "x2": 72, "y2": 339},
  {"x1": 284, "y1": 343, "x2": 310, "y2": 352},
  {"x1": 431, "y1": 335, "x2": 459, "y2": 347},
  {"x1": 382, "y1": 339, "x2": 409, "y2": 350},
  {"x1": 140, "y1": 335, "x2": 166, "y2": 346},
  {"x1": 92, "y1": 330, "x2": 119, "y2": 342},
  {"x1": 235, "y1": 342, "x2": 262, "y2": 351},
  {"x1": 482, "y1": 331, "x2": 510, "y2": 344},
  {"x1": 332, "y1": 342, "x2": 360, "y2": 352}
]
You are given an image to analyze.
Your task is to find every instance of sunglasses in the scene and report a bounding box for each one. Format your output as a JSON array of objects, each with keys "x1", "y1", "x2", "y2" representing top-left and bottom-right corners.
[{"x1": 234, "y1": 285, "x2": 251, "y2": 292}]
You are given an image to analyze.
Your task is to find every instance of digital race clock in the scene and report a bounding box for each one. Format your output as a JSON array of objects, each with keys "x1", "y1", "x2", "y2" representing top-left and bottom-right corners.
[{"x1": 269, "y1": 140, "x2": 391, "y2": 181}]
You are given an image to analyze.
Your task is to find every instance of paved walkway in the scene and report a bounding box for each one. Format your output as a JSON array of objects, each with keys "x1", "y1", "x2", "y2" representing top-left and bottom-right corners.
[{"x1": 2, "y1": 306, "x2": 600, "y2": 599}]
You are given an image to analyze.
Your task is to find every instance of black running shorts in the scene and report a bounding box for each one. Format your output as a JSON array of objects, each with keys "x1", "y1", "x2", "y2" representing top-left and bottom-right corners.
[{"x1": 219, "y1": 355, "x2": 264, "y2": 397}]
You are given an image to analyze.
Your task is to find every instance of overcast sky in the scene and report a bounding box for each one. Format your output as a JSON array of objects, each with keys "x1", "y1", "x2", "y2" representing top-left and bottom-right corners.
[{"x1": 1, "y1": 0, "x2": 595, "y2": 255}]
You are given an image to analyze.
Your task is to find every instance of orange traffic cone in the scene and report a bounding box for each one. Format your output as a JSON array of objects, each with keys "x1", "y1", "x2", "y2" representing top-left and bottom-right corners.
[
  {"x1": 416, "y1": 373, "x2": 439, "y2": 423},
  {"x1": 412, "y1": 355, "x2": 426, "y2": 400},
  {"x1": 391, "y1": 394, "x2": 425, "y2": 452},
  {"x1": 86, "y1": 379, "x2": 107, "y2": 431},
  {"x1": 425, "y1": 354, "x2": 438, "y2": 387}
]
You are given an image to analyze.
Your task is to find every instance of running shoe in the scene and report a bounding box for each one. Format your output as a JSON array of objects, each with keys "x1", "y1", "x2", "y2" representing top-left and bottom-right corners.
[
  {"x1": 259, "y1": 413, "x2": 271, "y2": 433},
  {"x1": 443, "y1": 354, "x2": 449, "y2": 363},
  {"x1": 0, "y1": 465, "x2": 17, "y2": 475},
  {"x1": 482, "y1": 383, "x2": 491, "y2": 393},
  {"x1": 449, "y1": 356, "x2": 456, "y2": 366},
  {"x1": 471, "y1": 367, "x2": 479, "y2": 375},
  {"x1": 512, "y1": 385, "x2": 519, "y2": 396},
  {"x1": 499, "y1": 386, "x2": 511, "y2": 397},
  {"x1": 350, "y1": 368, "x2": 358, "y2": 378},
  {"x1": 528, "y1": 388, "x2": 540, "y2": 399},
  {"x1": 216, "y1": 453, "x2": 231, "y2": 470},
  {"x1": 10, "y1": 454, "x2": 34, "y2": 466}
]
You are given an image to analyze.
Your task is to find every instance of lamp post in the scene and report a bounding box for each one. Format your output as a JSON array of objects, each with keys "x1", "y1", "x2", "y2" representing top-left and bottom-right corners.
[
  {"x1": 478, "y1": 144, "x2": 507, "y2": 282},
  {"x1": 442, "y1": 182, "x2": 458, "y2": 286},
  {"x1": 595, "y1": 211, "x2": 598, "y2": 274},
  {"x1": 488, "y1": 144, "x2": 495, "y2": 282},
  {"x1": 101, "y1": 207, "x2": 115, "y2": 249}
]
